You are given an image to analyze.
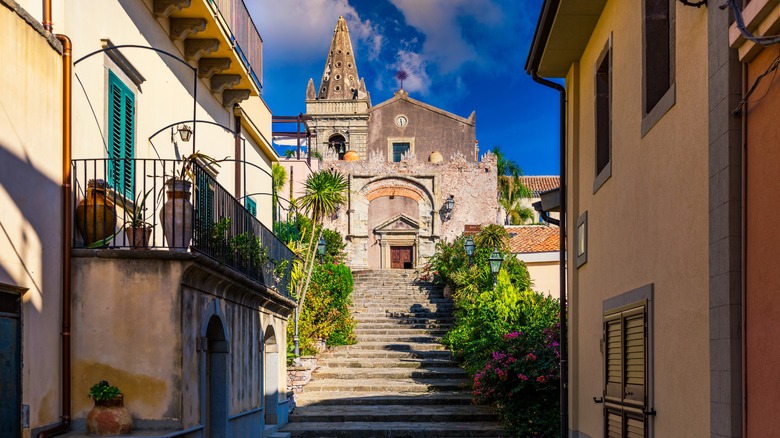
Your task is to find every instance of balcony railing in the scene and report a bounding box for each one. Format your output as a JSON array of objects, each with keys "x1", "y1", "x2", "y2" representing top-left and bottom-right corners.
[
  {"x1": 210, "y1": 0, "x2": 263, "y2": 90},
  {"x1": 71, "y1": 158, "x2": 293, "y2": 298}
]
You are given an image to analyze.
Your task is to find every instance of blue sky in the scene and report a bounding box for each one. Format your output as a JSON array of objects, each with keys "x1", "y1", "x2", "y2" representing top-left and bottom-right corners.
[{"x1": 248, "y1": 0, "x2": 560, "y2": 176}]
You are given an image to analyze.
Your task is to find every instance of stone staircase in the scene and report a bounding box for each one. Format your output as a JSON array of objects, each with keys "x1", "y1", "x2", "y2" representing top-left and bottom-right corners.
[{"x1": 281, "y1": 270, "x2": 505, "y2": 437}]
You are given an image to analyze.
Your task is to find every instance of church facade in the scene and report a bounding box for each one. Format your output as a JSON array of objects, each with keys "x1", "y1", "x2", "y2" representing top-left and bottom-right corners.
[{"x1": 306, "y1": 17, "x2": 498, "y2": 270}]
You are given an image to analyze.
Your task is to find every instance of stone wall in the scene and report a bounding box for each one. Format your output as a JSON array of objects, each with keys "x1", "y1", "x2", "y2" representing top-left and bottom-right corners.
[{"x1": 323, "y1": 152, "x2": 498, "y2": 268}]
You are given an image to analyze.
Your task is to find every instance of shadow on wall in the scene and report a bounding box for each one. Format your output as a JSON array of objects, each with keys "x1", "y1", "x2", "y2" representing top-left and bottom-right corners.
[{"x1": 0, "y1": 143, "x2": 62, "y2": 304}]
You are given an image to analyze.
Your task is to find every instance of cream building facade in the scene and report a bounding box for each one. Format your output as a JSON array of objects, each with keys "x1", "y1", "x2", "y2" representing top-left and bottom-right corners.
[{"x1": 1, "y1": 0, "x2": 295, "y2": 436}]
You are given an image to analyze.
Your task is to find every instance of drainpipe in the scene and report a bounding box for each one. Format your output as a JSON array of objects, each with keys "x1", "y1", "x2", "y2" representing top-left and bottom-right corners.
[
  {"x1": 42, "y1": 0, "x2": 52, "y2": 32},
  {"x1": 38, "y1": 32, "x2": 73, "y2": 438},
  {"x1": 234, "y1": 105, "x2": 242, "y2": 199},
  {"x1": 740, "y1": 61, "x2": 747, "y2": 438},
  {"x1": 530, "y1": 70, "x2": 567, "y2": 438}
]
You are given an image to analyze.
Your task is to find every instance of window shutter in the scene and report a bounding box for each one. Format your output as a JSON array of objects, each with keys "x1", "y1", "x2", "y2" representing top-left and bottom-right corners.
[
  {"x1": 107, "y1": 71, "x2": 135, "y2": 200},
  {"x1": 605, "y1": 407, "x2": 623, "y2": 438},
  {"x1": 604, "y1": 315, "x2": 622, "y2": 400},
  {"x1": 624, "y1": 309, "x2": 646, "y2": 405},
  {"x1": 245, "y1": 198, "x2": 257, "y2": 217}
]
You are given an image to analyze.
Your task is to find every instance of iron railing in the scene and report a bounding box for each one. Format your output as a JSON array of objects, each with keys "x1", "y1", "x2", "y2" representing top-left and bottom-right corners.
[
  {"x1": 71, "y1": 158, "x2": 293, "y2": 297},
  {"x1": 210, "y1": 0, "x2": 263, "y2": 91}
]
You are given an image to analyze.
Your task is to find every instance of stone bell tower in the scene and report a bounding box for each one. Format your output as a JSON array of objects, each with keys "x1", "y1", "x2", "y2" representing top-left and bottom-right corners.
[{"x1": 305, "y1": 16, "x2": 371, "y2": 161}]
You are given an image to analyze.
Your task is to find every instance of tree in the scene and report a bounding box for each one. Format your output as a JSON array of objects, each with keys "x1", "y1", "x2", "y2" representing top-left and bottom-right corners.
[
  {"x1": 492, "y1": 146, "x2": 533, "y2": 224},
  {"x1": 272, "y1": 163, "x2": 287, "y2": 223},
  {"x1": 296, "y1": 168, "x2": 348, "y2": 312}
]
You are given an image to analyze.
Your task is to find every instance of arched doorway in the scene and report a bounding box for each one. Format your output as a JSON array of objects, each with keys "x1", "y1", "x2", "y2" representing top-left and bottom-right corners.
[
  {"x1": 328, "y1": 134, "x2": 346, "y2": 160},
  {"x1": 206, "y1": 315, "x2": 229, "y2": 438},
  {"x1": 264, "y1": 325, "x2": 280, "y2": 425}
]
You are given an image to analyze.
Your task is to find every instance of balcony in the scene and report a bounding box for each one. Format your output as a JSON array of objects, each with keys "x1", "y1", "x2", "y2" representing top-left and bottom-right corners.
[
  {"x1": 153, "y1": 0, "x2": 263, "y2": 106},
  {"x1": 71, "y1": 158, "x2": 294, "y2": 298}
]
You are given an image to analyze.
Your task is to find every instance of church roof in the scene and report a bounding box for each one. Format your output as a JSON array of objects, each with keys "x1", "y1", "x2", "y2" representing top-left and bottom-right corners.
[
  {"x1": 314, "y1": 16, "x2": 369, "y2": 101},
  {"x1": 369, "y1": 89, "x2": 476, "y2": 126}
]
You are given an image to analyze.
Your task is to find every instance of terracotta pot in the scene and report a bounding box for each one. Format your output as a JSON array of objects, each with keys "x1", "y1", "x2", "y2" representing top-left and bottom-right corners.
[
  {"x1": 160, "y1": 179, "x2": 193, "y2": 249},
  {"x1": 443, "y1": 284, "x2": 453, "y2": 299},
  {"x1": 86, "y1": 395, "x2": 133, "y2": 435},
  {"x1": 343, "y1": 150, "x2": 359, "y2": 162},
  {"x1": 125, "y1": 226, "x2": 152, "y2": 248},
  {"x1": 428, "y1": 151, "x2": 444, "y2": 163},
  {"x1": 75, "y1": 180, "x2": 117, "y2": 247}
]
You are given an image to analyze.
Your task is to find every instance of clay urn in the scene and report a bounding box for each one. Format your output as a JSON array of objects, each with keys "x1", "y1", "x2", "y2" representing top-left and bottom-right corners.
[
  {"x1": 343, "y1": 150, "x2": 359, "y2": 162},
  {"x1": 428, "y1": 151, "x2": 444, "y2": 163}
]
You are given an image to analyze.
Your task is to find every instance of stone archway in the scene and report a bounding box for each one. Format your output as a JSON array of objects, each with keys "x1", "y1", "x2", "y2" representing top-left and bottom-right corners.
[{"x1": 199, "y1": 300, "x2": 229, "y2": 438}]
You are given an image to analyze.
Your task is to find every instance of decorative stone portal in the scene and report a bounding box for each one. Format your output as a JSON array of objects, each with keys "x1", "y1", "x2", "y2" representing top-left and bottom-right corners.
[{"x1": 375, "y1": 214, "x2": 419, "y2": 269}]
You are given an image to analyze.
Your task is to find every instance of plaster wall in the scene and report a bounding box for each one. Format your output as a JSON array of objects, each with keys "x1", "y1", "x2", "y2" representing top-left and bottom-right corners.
[
  {"x1": 565, "y1": 2, "x2": 710, "y2": 436},
  {"x1": 61, "y1": 0, "x2": 275, "y2": 227},
  {"x1": 0, "y1": 3, "x2": 64, "y2": 432},
  {"x1": 366, "y1": 196, "x2": 419, "y2": 269},
  {"x1": 524, "y1": 260, "x2": 559, "y2": 296},
  {"x1": 366, "y1": 96, "x2": 476, "y2": 162},
  {"x1": 744, "y1": 43, "x2": 780, "y2": 436}
]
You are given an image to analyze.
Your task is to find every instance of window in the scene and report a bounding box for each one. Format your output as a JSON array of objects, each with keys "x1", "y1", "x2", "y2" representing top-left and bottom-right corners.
[
  {"x1": 594, "y1": 37, "x2": 612, "y2": 193},
  {"x1": 245, "y1": 197, "x2": 257, "y2": 217},
  {"x1": 576, "y1": 212, "x2": 588, "y2": 268},
  {"x1": 107, "y1": 70, "x2": 135, "y2": 200},
  {"x1": 642, "y1": 0, "x2": 675, "y2": 135},
  {"x1": 392, "y1": 142, "x2": 410, "y2": 162},
  {"x1": 602, "y1": 285, "x2": 653, "y2": 438}
]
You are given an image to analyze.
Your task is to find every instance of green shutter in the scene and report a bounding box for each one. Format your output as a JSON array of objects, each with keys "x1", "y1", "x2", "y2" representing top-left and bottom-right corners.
[
  {"x1": 245, "y1": 198, "x2": 257, "y2": 217},
  {"x1": 107, "y1": 70, "x2": 135, "y2": 200}
]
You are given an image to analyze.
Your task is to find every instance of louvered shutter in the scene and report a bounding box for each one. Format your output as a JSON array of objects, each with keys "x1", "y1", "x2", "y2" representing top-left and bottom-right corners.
[
  {"x1": 106, "y1": 71, "x2": 135, "y2": 200},
  {"x1": 603, "y1": 303, "x2": 648, "y2": 438}
]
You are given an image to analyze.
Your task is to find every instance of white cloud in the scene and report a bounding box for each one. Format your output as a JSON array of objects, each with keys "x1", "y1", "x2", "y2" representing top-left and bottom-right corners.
[
  {"x1": 393, "y1": 50, "x2": 431, "y2": 95},
  {"x1": 388, "y1": 0, "x2": 503, "y2": 74},
  {"x1": 248, "y1": 0, "x2": 382, "y2": 64}
]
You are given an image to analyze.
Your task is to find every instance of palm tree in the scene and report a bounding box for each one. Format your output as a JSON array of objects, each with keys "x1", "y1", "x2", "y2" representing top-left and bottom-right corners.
[
  {"x1": 499, "y1": 182, "x2": 534, "y2": 225},
  {"x1": 296, "y1": 168, "x2": 348, "y2": 311},
  {"x1": 272, "y1": 163, "x2": 287, "y2": 223}
]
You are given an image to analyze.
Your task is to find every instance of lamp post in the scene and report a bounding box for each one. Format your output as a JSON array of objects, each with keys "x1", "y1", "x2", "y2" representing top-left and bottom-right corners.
[
  {"x1": 488, "y1": 247, "x2": 502, "y2": 286},
  {"x1": 464, "y1": 236, "x2": 475, "y2": 266},
  {"x1": 317, "y1": 236, "x2": 327, "y2": 264}
]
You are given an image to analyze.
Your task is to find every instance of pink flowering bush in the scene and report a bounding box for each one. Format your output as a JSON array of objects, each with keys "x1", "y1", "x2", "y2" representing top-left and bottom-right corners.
[{"x1": 472, "y1": 324, "x2": 561, "y2": 437}]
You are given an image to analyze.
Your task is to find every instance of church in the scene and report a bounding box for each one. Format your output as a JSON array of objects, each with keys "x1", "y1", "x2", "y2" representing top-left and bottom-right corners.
[{"x1": 304, "y1": 17, "x2": 498, "y2": 270}]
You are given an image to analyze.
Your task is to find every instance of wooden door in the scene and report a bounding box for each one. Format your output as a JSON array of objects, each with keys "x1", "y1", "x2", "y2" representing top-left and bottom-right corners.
[
  {"x1": 0, "y1": 291, "x2": 21, "y2": 437},
  {"x1": 390, "y1": 246, "x2": 414, "y2": 269}
]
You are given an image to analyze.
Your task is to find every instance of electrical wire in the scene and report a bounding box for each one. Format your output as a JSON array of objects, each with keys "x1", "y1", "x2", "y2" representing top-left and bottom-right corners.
[
  {"x1": 733, "y1": 53, "x2": 780, "y2": 115},
  {"x1": 721, "y1": 0, "x2": 780, "y2": 46},
  {"x1": 679, "y1": 0, "x2": 707, "y2": 7}
]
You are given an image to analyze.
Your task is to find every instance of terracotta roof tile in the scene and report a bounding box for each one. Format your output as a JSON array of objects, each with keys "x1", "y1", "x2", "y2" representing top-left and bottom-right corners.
[
  {"x1": 518, "y1": 176, "x2": 560, "y2": 196},
  {"x1": 506, "y1": 225, "x2": 560, "y2": 254}
]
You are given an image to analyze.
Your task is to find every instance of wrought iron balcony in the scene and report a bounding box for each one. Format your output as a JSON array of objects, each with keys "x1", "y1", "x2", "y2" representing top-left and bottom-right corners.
[{"x1": 71, "y1": 158, "x2": 293, "y2": 298}]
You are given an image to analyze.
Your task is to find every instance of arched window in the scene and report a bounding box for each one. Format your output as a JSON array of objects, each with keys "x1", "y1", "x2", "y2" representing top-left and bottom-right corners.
[{"x1": 328, "y1": 134, "x2": 347, "y2": 160}]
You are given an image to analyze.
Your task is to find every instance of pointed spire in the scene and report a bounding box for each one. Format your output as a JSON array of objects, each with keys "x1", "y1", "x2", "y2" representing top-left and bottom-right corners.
[
  {"x1": 317, "y1": 16, "x2": 362, "y2": 100},
  {"x1": 306, "y1": 78, "x2": 316, "y2": 100}
]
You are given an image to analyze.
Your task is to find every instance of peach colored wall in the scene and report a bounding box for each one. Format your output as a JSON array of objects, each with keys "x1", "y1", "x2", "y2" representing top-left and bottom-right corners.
[
  {"x1": 745, "y1": 43, "x2": 780, "y2": 437},
  {"x1": 563, "y1": 2, "x2": 710, "y2": 436}
]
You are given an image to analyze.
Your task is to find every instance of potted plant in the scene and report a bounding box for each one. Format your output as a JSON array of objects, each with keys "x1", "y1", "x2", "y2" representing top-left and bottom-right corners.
[
  {"x1": 160, "y1": 151, "x2": 218, "y2": 250},
  {"x1": 86, "y1": 381, "x2": 132, "y2": 435},
  {"x1": 75, "y1": 179, "x2": 117, "y2": 247},
  {"x1": 117, "y1": 189, "x2": 154, "y2": 248}
]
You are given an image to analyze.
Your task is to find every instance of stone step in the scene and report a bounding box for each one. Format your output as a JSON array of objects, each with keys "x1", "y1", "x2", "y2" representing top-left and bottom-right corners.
[
  {"x1": 321, "y1": 358, "x2": 459, "y2": 369},
  {"x1": 289, "y1": 405, "x2": 497, "y2": 423},
  {"x1": 282, "y1": 421, "x2": 504, "y2": 437},
  {"x1": 354, "y1": 328, "x2": 449, "y2": 336},
  {"x1": 356, "y1": 335, "x2": 444, "y2": 343},
  {"x1": 292, "y1": 391, "x2": 473, "y2": 407},
  {"x1": 321, "y1": 349, "x2": 454, "y2": 360},
  {"x1": 352, "y1": 297, "x2": 452, "y2": 303},
  {"x1": 302, "y1": 377, "x2": 468, "y2": 393},
  {"x1": 313, "y1": 367, "x2": 467, "y2": 380},
  {"x1": 326, "y1": 341, "x2": 448, "y2": 351},
  {"x1": 356, "y1": 322, "x2": 454, "y2": 330},
  {"x1": 353, "y1": 317, "x2": 455, "y2": 325}
]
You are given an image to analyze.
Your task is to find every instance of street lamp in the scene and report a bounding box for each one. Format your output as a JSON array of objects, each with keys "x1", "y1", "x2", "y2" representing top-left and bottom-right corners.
[
  {"x1": 488, "y1": 247, "x2": 502, "y2": 286},
  {"x1": 464, "y1": 236, "x2": 475, "y2": 266},
  {"x1": 177, "y1": 124, "x2": 193, "y2": 142},
  {"x1": 317, "y1": 236, "x2": 327, "y2": 263},
  {"x1": 442, "y1": 195, "x2": 455, "y2": 221}
]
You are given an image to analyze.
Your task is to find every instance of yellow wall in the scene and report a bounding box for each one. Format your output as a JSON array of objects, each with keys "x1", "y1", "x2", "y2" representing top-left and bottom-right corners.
[
  {"x1": 525, "y1": 260, "x2": 560, "y2": 297},
  {"x1": 0, "y1": 5, "x2": 63, "y2": 432},
  {"x1": 565, "y1": 2, "x2": 709, "y2": 436}
]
